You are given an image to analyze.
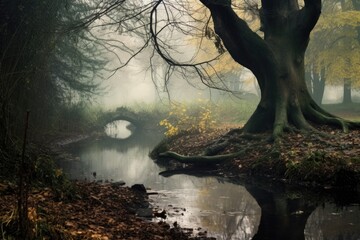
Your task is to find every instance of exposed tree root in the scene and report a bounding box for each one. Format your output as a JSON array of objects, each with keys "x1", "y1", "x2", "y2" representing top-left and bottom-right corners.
[
  {"x1": 306, "y1": 106, "x2": 349, "y2": 132},
  {"x1": 203, "y1": 139, "x2": 229, "y2": 156},
  {"x1": 309, "y1": 100, "x2": 360, "y2": 130},
  {"x1": 240, "y1": 99, "x2": 360, "y2": 143},
  {"x1": 157, "y1": 130, "x2": 269, "y2": 165},
  {"x1": 159, "y1": 149, "x2": 246, "y2": 165}
]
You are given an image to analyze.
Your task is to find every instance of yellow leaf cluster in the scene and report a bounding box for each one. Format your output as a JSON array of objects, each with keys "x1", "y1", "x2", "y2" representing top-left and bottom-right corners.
[
  {"x1": 316, "y1": 11, "x2": 360, "y2": 30},
  {"x1": 306, "y1": 2, "x2": 360, "y2": 87},
  {"x1": 159, "y1": 100, "x2": 216, "y2": 137}
]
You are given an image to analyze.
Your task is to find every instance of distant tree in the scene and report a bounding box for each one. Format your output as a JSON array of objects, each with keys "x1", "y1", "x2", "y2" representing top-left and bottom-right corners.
[
  {"x1": 304, "y1": 67, "x2": 326, "y2": 104},
  {"x1": 306, "y1": 0, "x2": 360, "y2": 104},
  {"x1": 51, "y1": 1, "x2": 107, "y2": 103},
  {"x1": 0, "y1": 0, "x2": 106, "y2": 144},
  {"x1": 0, "y1": 0, "x2": 61, "y2": 141}
]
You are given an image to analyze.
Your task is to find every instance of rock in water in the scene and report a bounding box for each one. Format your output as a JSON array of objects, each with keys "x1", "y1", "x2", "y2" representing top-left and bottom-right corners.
[{"x1": 131, "y1": 184, "x2": 146, "y2": 193}]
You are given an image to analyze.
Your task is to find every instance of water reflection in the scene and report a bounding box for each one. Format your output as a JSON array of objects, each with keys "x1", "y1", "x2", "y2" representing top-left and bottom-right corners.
[
  {"x1": 191, "y1": 180, "x2": 260, "y2": 239},
  {"x1": 151, "y1": 178, "x2": 261, "y2": 240},
  {"x1": 60, "y1": 132, "x2": 360, "y2": 240},
  {"x1": 305, "y1": 204, "x2": 360, "y2": 240},
  {"x1": 246, "y1": 185, "x2": 317, "y2": 240},
  {"x1": 61, "y1": 132, "x2": 162, "y2": 183},
  {"x1": 104, "y1": 120, "x2": 134, "y2": 139},
  {"x1": 61, "y1": 134, "x2": 261, "y2": 239}
]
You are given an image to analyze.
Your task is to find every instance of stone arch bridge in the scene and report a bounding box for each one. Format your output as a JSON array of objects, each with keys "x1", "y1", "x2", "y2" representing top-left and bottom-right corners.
[{"x1": 98, "y1": 106, "x2": 163, "y2": 132}]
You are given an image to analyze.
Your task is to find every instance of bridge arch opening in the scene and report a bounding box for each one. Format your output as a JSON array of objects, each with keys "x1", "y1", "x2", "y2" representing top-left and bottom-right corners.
[{"x1": 104, "y1": 120, "x2": 136, "y2": 139}]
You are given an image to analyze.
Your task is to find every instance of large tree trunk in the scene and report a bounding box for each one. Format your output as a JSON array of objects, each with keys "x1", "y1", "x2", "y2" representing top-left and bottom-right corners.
[{"x1": 200, "y1": 0, "x2": 359, "y2": 139}]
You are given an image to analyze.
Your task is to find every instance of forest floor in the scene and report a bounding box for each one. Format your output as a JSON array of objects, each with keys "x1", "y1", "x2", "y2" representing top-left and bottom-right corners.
[
  {"x1": 0, "y1": 180, "x2": 212, "y2": 239},
  {"x1": 153, "y1": 104, "x2": 360, "y2": 189},
  {"x1": 155, "y1": 125, "x2": 360, "y2": 190},
  {"x1": 1, "y1": 105, "x2": 359, "y2": 239},
  {"x1": 0, "y1": 136, "x2": 214, "y2": 239}
]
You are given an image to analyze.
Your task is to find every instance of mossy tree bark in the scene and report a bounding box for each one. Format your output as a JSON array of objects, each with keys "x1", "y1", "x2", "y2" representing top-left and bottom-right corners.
[{"x1": 200, "y1": 0, "x2": 360, "y2": 140}]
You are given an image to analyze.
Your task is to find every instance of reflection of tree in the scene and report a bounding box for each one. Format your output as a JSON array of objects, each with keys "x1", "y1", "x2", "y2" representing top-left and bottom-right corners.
[
  {"x1": 224, "y1": 201, "x2": 257, "y2": 240},
  {"x1": 246, "y1": 185, "x2": 317, "y2": 240},
  {"x1": 194, "y1": 180, "x2": 260, "y2": 240},
  {"x1": 157, "y1": 168, "x2": 360, "y2": 240},
  {"x1": 61, "y1": 131, "x2": 164, "y2": 182},
  {"x1": 305, "y1": 206, "x2": 323, "y2": 240},
  {"x1": 305, "y1": 204, "x2": 360, "y2": 240}
]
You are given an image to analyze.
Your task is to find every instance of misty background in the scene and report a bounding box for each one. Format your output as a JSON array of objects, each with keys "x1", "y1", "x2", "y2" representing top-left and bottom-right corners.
[{"x1": 1, "y1": 0, "x2": 359, "y2": 144}]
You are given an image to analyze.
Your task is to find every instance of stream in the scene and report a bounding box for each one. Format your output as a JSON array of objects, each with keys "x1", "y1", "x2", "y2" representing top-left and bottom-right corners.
[{"x1": 59, "y1": 120, "x2": 360, "y2": 240}]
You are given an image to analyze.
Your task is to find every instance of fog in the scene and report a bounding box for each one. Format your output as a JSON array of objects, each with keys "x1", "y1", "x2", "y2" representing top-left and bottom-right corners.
[
  {"x1": 323, "y1": 86, "x2": 360, "y2": 104},
  {"x1": 97, "y1": 54, "x2": 359, "y2": 109},
  {"x1": 81, "y1": 0, "x2": 360, "y2": 111},
  {"x1": 92, "y1": 27, "x2": 359, "y2": 109},
  {"x1": 93, "y1": 32, "x2": 260, "y2": 109}
]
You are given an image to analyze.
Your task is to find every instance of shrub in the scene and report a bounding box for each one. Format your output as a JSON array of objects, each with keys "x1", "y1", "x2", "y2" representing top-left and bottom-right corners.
[{"x1": 159, "y1": 100, "x2": 216, "y2": 137}]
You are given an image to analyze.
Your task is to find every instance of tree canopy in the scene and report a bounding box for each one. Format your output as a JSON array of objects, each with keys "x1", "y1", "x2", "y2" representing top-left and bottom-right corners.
[{"x1": 306, "y1": 0, "x2": 360, "y2": 92}]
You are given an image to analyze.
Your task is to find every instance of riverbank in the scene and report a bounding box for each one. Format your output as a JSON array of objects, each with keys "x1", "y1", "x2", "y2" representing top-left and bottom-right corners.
[
  {"x1": 1, "y1": 123, "x2": 359, "y2": 239},
  {"x1": 0, "y1": 134, "x2": 214, "y2": 239},
  {"x1": 0, "y1": 180, "x2": 211, "y2": 239},
  {"x1": 153, "y1": 126, "x2": 360, "y2": 190}
]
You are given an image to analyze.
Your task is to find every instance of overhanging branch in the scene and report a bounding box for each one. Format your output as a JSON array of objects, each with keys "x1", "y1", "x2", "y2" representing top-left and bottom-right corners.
[{"x1": 200, "y1": 1, "x2": 275, "y2": 88}]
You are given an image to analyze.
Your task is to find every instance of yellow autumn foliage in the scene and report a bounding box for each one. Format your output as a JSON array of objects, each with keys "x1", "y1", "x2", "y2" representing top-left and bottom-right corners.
[
  {"x1": 306, "y1": 0, "x2": 360, "y2": 87},
  {"x1": 316, "y1": 11, "x2": 360, "y2": 30},
  {"x1": 159, "y1": 100, "x2": 216, "y2": 137}
]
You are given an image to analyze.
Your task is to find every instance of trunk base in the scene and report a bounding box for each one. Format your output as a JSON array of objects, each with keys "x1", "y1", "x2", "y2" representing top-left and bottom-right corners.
[{"x1": 242, "y1": 97, "x2": 360, "y2": 141}]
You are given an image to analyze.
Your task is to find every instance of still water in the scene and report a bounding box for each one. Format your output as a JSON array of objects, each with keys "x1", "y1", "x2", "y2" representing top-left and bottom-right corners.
[{"x1": 59, "y1": 121, "x2": 360, "y2": 240}]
